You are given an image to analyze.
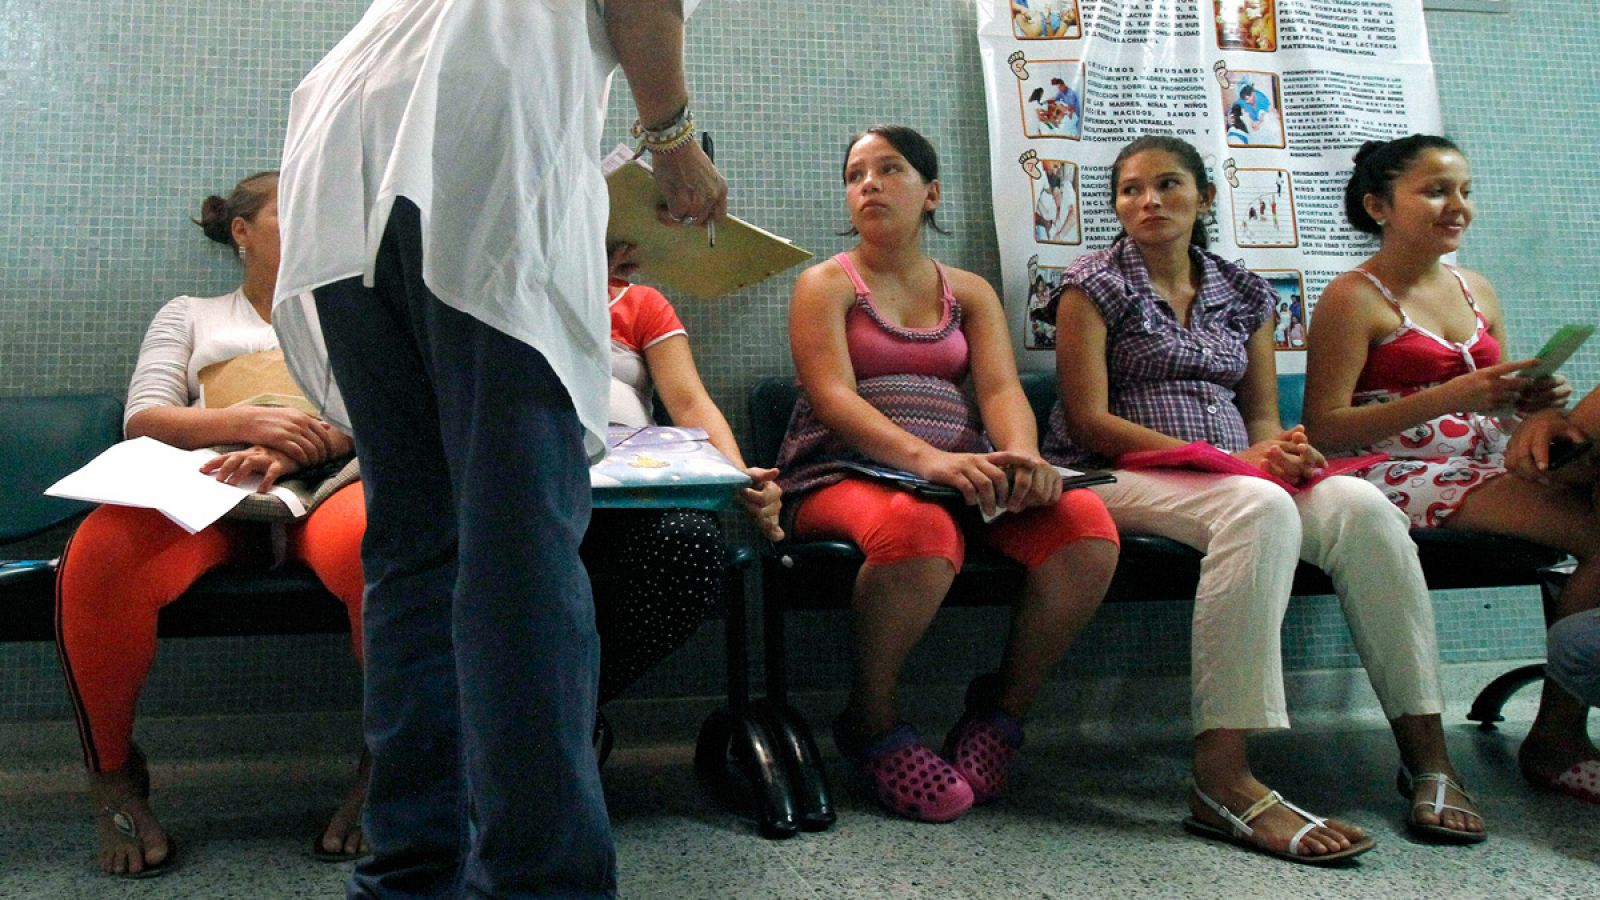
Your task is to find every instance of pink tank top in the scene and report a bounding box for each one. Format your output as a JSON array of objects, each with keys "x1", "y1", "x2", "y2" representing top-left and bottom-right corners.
[{"x1": 835, "y1": 252, "x2": 968, "y2": 382}]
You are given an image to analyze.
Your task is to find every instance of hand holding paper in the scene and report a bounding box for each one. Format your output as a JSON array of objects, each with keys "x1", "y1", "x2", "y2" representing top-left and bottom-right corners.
[
  {"x1": 44, "y1": 437, "x2": 259, "y2": 533},
  {"x1": 1439, "y1": 358, "x2": 1537, "y2": 415},
  {"x1": 200, "y1": 445, "x2": 299, "y2": 492}
]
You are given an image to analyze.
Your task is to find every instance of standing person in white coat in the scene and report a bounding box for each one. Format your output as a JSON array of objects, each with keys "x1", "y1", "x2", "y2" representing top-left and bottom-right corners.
[{"x1": 272, "y1": 1, "x2": 726, "y2": 896}]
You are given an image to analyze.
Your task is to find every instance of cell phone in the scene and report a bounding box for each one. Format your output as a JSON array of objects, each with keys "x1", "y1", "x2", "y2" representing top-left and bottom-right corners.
[{"x1": 1547, "y1": 438, "x2": 1594, "y2": 470}]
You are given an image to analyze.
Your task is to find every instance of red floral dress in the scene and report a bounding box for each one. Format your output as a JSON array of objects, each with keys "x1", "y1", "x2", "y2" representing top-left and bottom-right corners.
[{"x1": 1344, "y1": 267, "x2": 1509, "y2": 528}]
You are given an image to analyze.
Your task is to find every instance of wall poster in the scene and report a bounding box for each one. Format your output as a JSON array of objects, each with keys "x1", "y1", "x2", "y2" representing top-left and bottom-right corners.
[{"x1": 979, "y1": 0, "x2": 1443, "y2": 374}]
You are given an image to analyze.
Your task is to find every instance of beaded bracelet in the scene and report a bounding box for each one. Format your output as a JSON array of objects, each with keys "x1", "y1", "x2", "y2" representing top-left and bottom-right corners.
[{"x1": 632, "y1": 105, "x2": 696, "y2": 158}]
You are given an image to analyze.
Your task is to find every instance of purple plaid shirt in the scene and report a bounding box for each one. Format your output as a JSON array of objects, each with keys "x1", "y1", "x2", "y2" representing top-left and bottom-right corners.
[{"x1": 1043, "y1": 238, "x2": 1276, "y2": 467}]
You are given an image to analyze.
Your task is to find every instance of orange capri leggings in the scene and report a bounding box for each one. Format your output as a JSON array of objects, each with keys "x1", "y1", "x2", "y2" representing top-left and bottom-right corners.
[
  {"x1": 54, "y1": 484, "x2": 366, "y2": 773},
  {"x1": 792, "y1": 478, "x2": 1119, "y2": 571}
]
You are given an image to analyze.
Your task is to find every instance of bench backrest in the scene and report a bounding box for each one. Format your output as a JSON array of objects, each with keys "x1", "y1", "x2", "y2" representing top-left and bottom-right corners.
[
  {"x1": 0, "y1": 395, "x2": 123, "y2": 543},
  {"x1": 749, "y1": 372, "x2": 1308, "y2": 468}
]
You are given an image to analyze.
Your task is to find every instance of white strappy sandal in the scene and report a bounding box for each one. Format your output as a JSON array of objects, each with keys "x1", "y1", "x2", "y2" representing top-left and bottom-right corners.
[
  {"x1": 1183, "y1": 783, "x2": 1376, "y2": 866},
  {"x1": 1397, "y1": 766, "x2": 1488, "y2": 844}
]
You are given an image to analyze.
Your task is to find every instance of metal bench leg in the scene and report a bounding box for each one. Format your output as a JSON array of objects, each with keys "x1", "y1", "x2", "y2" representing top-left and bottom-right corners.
[
  {"x1": 1466, "y1": 663, "x2": 1547, "y2": 730},
  {"x1": 695, "y1": 554, "x2": 802, "y2": 837},
  {"x1": 757, "y1": 698, "x2": 835, "y2": 831},
  {"x1": 696, "y1": 705, "x2": 801, "y2": 839},
  {"x1": 754, "y1": 565, "x2": 835, "y2": 831},
  {"x1": 1467, "y1": 565, "x2": 1571, "y2": 730}
]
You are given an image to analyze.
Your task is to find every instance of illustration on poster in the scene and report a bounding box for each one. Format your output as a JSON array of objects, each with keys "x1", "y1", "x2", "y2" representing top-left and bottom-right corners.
[
  {"x1": 1030, "y1": 158, "x2": 1080, "y2": 245},
  {"x1": 1017, "y1": 61, "x2": 1084, "y2": 140},
  {"x1": 1024, "y1": 254, "x2": 1068, "y2": 350},
  {"x1": 1217, "y1": 66, "x2": 1284, "y2": 149},
  {"x1": 1008, "y1": 50, "x2": 1030, "y2": 79},
  {"x1": 1214, "y1": 0, "x2": 1276, "y2": 52},
  {"x1": 1231, "y1": 167, "x2": 1297, "y2": 248},
  {"x1": 1263, "y1": 270, "x2": 1308, "y2": 350},
  {"x1": 1011, "y1": 0, "x2": 1082, "y2": 40},
  {"x1": 1019, "y1": 148, "x2": 1043, "y2": 178}
]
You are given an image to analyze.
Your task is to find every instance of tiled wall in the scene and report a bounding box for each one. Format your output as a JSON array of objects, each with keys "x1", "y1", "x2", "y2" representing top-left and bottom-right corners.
[{"x1": 1, "y1": 1, "x2": 1589, "y2": 718}]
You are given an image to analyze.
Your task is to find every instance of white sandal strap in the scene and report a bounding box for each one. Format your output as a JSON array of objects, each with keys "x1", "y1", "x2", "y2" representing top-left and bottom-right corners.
[
  {"x1": 1194, "y1": 784, "x2": 1351, "y2": 856},
  {"x1": 1274, "y1": 795, "x2": 1327, "y2": 857},
  {"x1": 1407, "y1": 770, "x2": 1479, "y2": 816},
  {"x1": 1193, "y1": 784, "x2": 1319, "y2": 838},
  {"x1": 1287, "y1": 821, "x2": 1319, "y2": 857},
  {"x1": 1413, "y1": 800, "x2": 1481, "y2": 821},
  {"x1": 1191, "y1": 781, "x2": 1262, "y2": 837},
  {"x1": 1275, "y1": 794, "x2": 1327, "y2": 828}
]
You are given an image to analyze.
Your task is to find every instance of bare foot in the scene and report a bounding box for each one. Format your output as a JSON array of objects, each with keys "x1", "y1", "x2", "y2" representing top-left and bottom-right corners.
[
  {"x1": 315, "y1": 750, "x2": 371, "y2": 860},
  {"x1": 1190, "y1": 778, "x2": 1368, "y2": 860},
  {"x1": 87, "y1": 752, "x2": 171, "y2": 877}
]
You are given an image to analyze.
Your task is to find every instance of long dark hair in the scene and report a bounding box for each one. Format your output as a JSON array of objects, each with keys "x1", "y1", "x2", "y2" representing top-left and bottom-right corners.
[
  {"x1": 1344, "y1": 135, "x2": 1462, "y2": 235},
  {"x1": 1109, "y1": 135, "x2": 1213, "y2": 248}
]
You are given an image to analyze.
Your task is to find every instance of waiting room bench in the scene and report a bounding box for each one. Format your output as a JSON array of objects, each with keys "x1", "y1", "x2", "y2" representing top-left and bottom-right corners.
[
  {"x1": 728, "y1": 372, "x2": 1568, "y2": 838},
  {"x1": 0, "y1": 394, "x2": 781, "y2": 834},
  {"x1": 3, "y1": 388, "x2": 1567, "y2": 841},
  {"x1": 0, "y1": 394, "x2": 364, "y2": 642}
]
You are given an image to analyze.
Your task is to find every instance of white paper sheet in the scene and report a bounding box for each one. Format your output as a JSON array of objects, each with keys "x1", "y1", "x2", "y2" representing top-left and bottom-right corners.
[{"x1": 44, "y1": 437, "x2": 260, "y2": 533}]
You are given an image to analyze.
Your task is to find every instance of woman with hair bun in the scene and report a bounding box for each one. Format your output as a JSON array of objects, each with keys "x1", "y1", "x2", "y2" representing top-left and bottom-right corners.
[
  {"x1": 1048, "y1": 134, "x2": 1481, "y2": 861},
  {"x1": 1304, "y1": 135, "x2": 1600, "y2": 806},
  {"x1": 55, "y1": 171, "x2": 370, "y2": 876}
]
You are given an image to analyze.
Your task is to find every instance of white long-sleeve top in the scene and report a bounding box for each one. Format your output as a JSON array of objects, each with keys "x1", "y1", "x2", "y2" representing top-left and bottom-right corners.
[{"x1": 123, "y1": 289, "x2": 278, "y2": 433}]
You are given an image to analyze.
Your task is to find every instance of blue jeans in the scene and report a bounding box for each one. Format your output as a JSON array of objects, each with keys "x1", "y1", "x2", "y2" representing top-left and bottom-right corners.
[
  {"x1": 315, "y1": 198, "x2": 616, "y2": 899},
  {"x1": 1548, "y1": 609, "x2": 1600, "y2": 708}
]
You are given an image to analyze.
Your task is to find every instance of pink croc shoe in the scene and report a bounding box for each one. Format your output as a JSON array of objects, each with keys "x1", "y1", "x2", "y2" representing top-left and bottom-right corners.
[
  {"x1": 837, "y1": 719, "x2": 974, "y2": 823},
  {"x1": 943, "y1": 709, "x2": 1024, "y2": 805}
]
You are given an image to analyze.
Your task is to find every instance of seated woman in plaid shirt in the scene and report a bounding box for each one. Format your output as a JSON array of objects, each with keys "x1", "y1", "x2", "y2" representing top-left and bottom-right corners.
[{"x1": 1043, "y1": 135, "x2": 1483, "y2": 864}]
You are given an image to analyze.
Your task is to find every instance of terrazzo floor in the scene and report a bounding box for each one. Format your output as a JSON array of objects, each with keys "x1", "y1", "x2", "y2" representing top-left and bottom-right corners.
[{"x1": 2, "y1": 664, "x2": 1595, "y2": 899}]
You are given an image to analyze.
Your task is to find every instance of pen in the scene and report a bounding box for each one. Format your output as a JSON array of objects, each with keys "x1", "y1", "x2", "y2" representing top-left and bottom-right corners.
[{"x1": 701, "y1": 131, "x2": 716, "y2": 248}]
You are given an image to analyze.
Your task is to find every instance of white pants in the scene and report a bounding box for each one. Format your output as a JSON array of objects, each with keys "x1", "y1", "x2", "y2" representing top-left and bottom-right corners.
[{"x1": 1093, "y1": 470, "x2": 1445, "y2": 733}]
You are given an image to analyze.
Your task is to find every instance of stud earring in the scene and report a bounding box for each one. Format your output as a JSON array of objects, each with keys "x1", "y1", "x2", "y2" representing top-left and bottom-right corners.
[{"x1": 1375, "y1": 219, "x2": 1386, "y2": 228}]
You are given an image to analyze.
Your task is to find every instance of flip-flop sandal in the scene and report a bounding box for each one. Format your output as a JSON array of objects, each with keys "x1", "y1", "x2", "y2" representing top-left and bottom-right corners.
[
  {"x1": 101, "y1": 804, "x2": 177, "y2": 879},
  {"x1": 1397, "y1": 767, "x2": 1487, "y2": 844},
  {"x1": 1534, "y1": 759, "x2": 1600, "y2": 805},
  {"x1": 1183, "y1": 784, "x2": 1376, "y2": 866}
]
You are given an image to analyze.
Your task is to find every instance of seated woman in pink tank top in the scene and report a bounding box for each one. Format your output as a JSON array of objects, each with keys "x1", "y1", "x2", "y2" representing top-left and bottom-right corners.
[
  {"x1": 775, "y1": 125, "x2": 1119, "y2": 824},
  {"x1": 1304, "y1": 135, "x2": 1600, "y2": 806}
]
